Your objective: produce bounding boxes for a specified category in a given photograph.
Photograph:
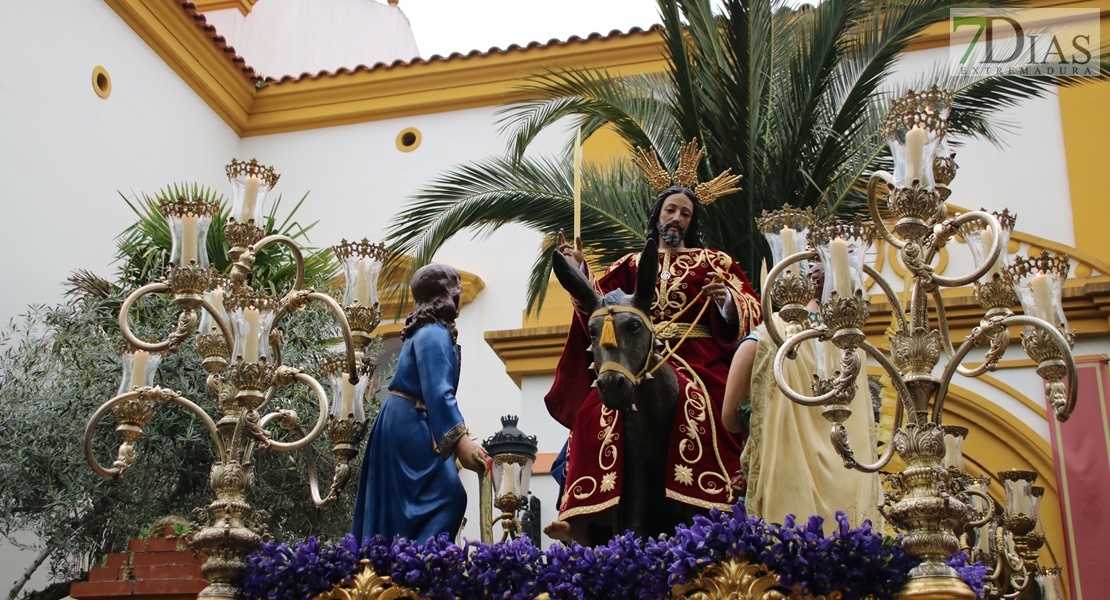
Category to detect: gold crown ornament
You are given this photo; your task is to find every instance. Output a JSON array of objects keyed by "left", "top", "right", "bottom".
[{"left": 632, "top": 138, "right": 743, "bottom": 206}]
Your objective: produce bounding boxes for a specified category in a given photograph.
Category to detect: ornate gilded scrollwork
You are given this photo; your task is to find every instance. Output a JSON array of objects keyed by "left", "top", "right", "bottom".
[
  {"left": 670, "top": 557, "right": 831, "bottom": 600},
  {"left": 314, "top": 560, "right": 425, "bottom": 600}
]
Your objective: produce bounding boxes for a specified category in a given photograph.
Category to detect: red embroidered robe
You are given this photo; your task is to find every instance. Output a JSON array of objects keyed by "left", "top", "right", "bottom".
[{"left": 545, "top": 247, "right": 762, "bottom": 518}]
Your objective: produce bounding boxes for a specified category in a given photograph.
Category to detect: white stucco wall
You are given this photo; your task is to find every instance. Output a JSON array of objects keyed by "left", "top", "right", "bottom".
[
  {"left": 0, "top": 0, "right": 241, "bottom": 593},
  {"left": 0, "top": 0, "right": 241, "bottom": 328},
  {"left": 202, "top": 0, "right": 421, "bottom": 79}
]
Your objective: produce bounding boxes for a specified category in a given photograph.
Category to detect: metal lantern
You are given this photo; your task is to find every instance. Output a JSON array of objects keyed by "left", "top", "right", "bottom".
[{"left": 482, "top": 415, "right": 538, "bottom": 540}]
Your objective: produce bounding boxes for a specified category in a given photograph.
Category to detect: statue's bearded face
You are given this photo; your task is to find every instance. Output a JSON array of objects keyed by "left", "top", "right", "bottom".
[
  {"left": 657, "top": 192, "right": 694, "bottom": 248},
  {"left": 660, "top": 220, "right": 686, "bottom": 247}
]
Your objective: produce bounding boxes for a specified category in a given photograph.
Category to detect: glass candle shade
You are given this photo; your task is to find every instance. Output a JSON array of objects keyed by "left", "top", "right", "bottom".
[
  {"left": 810, "top": 220, "right": 874, "bottom": 303},
  {"left": 117, "top": 348, "right": 164, "bottom": 395},
  {"left": 225, "top": 293, "right": 278, "bottom": 363},
  {"left": 961, "top": 210, "right": 1017, "bottom": 282},
  {"left": 881, "top": 87, "right": 953, "bottom": 190},
  {"left": 198, "top": 284, "right": 230, "bottom": 335},
  {"left": 161, "top": 197, "right": 219, "bottom": 268},
  {"left": 492, "top": 454, "right": 535, "bottom": 509},
  {"left": 333, "top": 239, "right": 390, "bottom": 308},
  {"left": 998, "top": 470, "right": 1038, "bottom": 519},
  {"left": 325, "top": 360, "right": 371, "bottom": 422},
  {"left": 226, "top": 159, "right": 280, "bottom": 225},
  {"left": 942, "top": 425, "right": 968, "bottom": 471},
  {"left": 756, "top": 206, "right": 818, "bottom": 276},
  {"left": 482, "top": 416, "right": 539, "bottom": 511},
  {"left": 1007, "top": 251, "right": 1070, "bottom": 330},
  {"left": 967, "top": 476, "right": 994, "bottom": 557},
  {"left": 1037, "top": 567, "right": 1065, "bottom": 600},
  {"left": 1031, "top": 486, "right": 1045, "bottom": 535}
]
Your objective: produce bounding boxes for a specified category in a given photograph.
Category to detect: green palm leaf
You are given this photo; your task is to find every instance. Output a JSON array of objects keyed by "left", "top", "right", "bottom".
[{"left": 385, "top": 0, "right": 1107, "bottom": 309}]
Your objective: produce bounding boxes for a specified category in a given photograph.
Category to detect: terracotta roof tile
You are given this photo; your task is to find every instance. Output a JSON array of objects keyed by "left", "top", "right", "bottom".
[
  {"left": 179, "top": 1, "right": 264, "bottom": 83},
  {"left": 177, "top": 0, "right": 662, "bottom": 86}
]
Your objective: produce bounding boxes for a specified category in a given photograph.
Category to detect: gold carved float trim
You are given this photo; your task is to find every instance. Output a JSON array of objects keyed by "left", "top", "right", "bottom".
[
  {"left": 314, "top": 560, "right": 423, "bottom": 600},
  {"left": 670, "top": 557, "right": 839, "bottom": 600},
  {"left": 314, "top": 557, "right": 838, "bottom": 600}
]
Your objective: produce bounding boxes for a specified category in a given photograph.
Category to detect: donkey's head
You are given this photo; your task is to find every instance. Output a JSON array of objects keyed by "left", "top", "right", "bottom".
[{"left": 552, "top": 239, "right": 658, "bottom": 411}]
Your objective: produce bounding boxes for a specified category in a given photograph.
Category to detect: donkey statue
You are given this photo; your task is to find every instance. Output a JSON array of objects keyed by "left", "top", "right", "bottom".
[{"left": 549, "top": 238, "right": 706, "bottom": 543}]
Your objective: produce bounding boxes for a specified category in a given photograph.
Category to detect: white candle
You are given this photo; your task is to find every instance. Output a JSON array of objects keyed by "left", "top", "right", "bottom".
[
  {"left": 239, "top": 175, "right": 261, "bottom": 222},
  {"left": 340, "top": 372, "right": 357, "bottom": 417},
  {"left": 181, "top": 215, "right": 199, "bottom": 265},
  {"left": 209, "top": 287, "right": 226, "bottom": 332},
  {"left": 943, "top": 433, "right": 965, "bottom": 471},
  {"left": 131, "top": 350, "right": 149, "bottom": 389},
  {"left": 981, "top": 226, "right": 1000, "bottom": 278},
  {"left": 243, "top": 307, "right": 260, "bottom": 361},
  {"left": 498, "top": 463, "right": 517, "bottom": 497},
  {"left": 353, "top": 259, "right": 372, "bottom": 306},
  {"left": 905, "top": 125, "right": 928, "bottom": 184},
  {"left": 780, "top": 226, "right": 798, "bottom": 259},
  {"left": 829, "top": 237, "right": 853, "bottom": 298},
  {"left": 1030, "top": 272, "right": 1055, "bottom": 324},
  {"left": 573, "top": 125, "right": 582, "bottom": 241}
]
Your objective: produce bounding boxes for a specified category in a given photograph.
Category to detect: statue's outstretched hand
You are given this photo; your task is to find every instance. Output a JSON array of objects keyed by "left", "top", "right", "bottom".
[{"left": 557, "top": 229, "right": 585, "bottom": 269}]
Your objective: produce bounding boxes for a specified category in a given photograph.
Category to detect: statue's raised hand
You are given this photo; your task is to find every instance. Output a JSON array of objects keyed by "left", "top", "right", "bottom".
[{"left": 557, "top": 229, "right": 585, "bottom": 269}]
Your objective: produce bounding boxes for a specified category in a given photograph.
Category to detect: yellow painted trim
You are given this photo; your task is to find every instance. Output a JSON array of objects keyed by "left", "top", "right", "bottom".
[
  {"left": 109, "top": 0, "right": 1108, "bottom": 138},
  {"left": 395, "top": 127, "right": 421, "bottom": 152},
  {"left": 245, "top": 31, "right": 667, "bottom": 137},
  {"left": 103, "top": 0, "right": 254, "bottom": 135},
  {"left": 962, "top": 354, "right": 1107, "bottom": 371},
  {"left": 92, "top": 66, "right": 112, "bottom": 99},
  {"left": 191, "top": 0, "right": 255, "bottom": 15}
]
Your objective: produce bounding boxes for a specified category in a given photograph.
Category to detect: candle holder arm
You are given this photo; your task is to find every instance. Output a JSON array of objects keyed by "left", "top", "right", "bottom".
[
  {"left": 860, "top": 339, "right": 922, "bottom": 425},
  {"left": 248, "top": 234, "right": 306, "bottom": 292},
  {"left": 306, "top": 291, "right": 361, "bottom": 382},
  {"left": 867, "top": 171, "right": 904, "bottom": 250},
  {"left": 933, "top": 289, "right": 1010, "bottom": 378},
  {"left": 258, "top": 369, "right": 331, "bottom": 453},
  {"left": 119, "top": 283, "right": 198, "bottom": 352},
  {"left": 864, "top": 264, "right": 906, "bottom": 332},
  {"left": 85, "top": 388, "right": 226, "bottom": 479},
  {"left": 928, "top": 212, "right": 1004, "bottom": 288},
  {"left": 1009, "top": 314, "right": 1078, "bottom": 421},
  {"left": 932, "top": 316, "right": 1004, "bottom": 422},
  {"left": 248, "top": 410, "right": 345, "bottom": 507},
  {"left": 772, "top": 328, "right": 846, "bottom": 406},
  {"left": 760, "top": 249, "right": 819, "bottom": 348},
  {"left": 955, "top": 488, "right": 995, "bottom": 528}
]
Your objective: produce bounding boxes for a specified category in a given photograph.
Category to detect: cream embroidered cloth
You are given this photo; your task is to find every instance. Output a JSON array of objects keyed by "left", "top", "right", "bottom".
[{"left": 740, "top": 315, "right": 883, "bottom": 529}]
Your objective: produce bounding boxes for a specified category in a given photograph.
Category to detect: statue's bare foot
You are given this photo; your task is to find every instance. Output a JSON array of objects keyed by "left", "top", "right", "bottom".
[{"left": 543, "top": 520, "right": 573, "bottom": 543}]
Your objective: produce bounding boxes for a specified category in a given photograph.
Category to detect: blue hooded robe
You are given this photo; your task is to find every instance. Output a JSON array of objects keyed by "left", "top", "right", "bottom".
[{"left": 350, "top": 323, "right": 468, "bottom": 543}]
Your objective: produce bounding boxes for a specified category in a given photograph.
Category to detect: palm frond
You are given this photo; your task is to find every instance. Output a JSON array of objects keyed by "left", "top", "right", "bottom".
[
  {"left": 114, "top": 184, "right": 338, "bottom": 295},
  {"left": 385, "top": 156, "right": 651, "bottom": 312}
]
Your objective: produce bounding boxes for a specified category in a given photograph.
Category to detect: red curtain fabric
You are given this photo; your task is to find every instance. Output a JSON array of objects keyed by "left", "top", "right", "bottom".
[{"left": 1049, "top": 357, "right": 1110, "bottom": 598}]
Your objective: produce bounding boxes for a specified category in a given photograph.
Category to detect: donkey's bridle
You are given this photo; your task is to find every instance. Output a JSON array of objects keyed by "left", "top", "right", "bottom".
[
  {"left": 589, "top": 305, "right": 656, "bottom": 386},
  {"left": 587, "top": 273, "right": 724, "bottom": 388}
]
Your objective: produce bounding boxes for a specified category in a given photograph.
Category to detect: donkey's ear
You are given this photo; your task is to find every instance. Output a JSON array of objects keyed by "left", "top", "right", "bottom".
[
  {"left": 633, "top": 238, "right": 658, "bottom": 314},
  {"left": 552, "top": 250, "right": 601, "bottom": 316}
]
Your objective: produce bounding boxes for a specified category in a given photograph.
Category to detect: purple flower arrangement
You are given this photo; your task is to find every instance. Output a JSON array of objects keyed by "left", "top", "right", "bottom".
[{"left": 241, "top": 504, "right": 986, "bottom": 600}]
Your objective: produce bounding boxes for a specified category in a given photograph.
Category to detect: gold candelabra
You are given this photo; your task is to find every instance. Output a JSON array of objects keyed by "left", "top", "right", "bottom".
[
  {"left": 84, "top": 159, "right": 388, "bottom": 600},
  {"left": 759, "top": 88, "right": 1077, "bottom": 600}
]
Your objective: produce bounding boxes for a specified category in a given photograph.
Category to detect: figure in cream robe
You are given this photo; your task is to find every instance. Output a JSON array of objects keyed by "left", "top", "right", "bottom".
[{"left": 739, "top": 315, "right": 883, "bottom": 528}]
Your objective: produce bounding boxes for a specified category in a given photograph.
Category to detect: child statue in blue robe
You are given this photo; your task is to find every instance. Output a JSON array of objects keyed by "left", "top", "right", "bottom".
[{"left": 350, "top": 263, "right": 488, "bottom": 543}]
